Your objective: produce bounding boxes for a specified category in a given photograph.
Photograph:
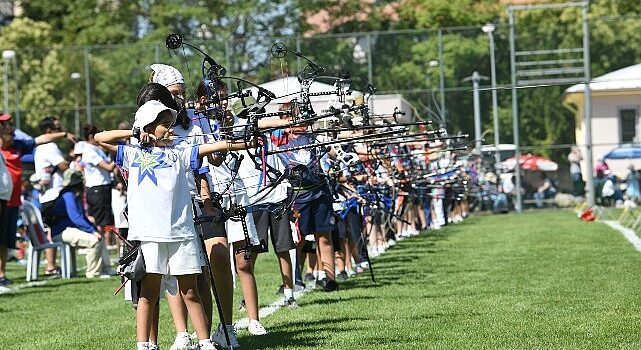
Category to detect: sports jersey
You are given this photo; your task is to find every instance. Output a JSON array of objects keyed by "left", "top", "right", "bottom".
[{"left": 115, "top": 144, "right": 200, "bottom": 242}]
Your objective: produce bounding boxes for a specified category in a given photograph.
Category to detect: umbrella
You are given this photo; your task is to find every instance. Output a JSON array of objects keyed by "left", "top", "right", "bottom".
[
  {"left": 502, "top": 154, "right": 558, "bottom": 172},
  {"left": 603, "top": 144, "right": 641, "bottom": 160}
]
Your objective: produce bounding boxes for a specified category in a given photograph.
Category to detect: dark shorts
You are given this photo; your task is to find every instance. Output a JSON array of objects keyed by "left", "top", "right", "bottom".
[
  {"left": 0, "top": 200, "right": 9, "bottom": 247},
  {"left": 294, "top": 199, "right": 335, "bottom": 236},
  {"left": 196, "top": 203, "right": 227, "bottom": 240},
  {"left": 4, "top": 206, "right": 19, "bottom": 249},
  {"left": 253, "top": 210, "right": 295, "bottom": 254},
  {"left": 301, "top": 240, "right": 316, "bottom": 254},
  {"left": 86, "top": 185, "right": 114, "bottom": 227}
]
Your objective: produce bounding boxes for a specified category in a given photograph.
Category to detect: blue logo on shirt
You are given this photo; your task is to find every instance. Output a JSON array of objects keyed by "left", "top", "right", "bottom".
[{"left": 131, "top": 150, "right": 171, "bottom": 185}]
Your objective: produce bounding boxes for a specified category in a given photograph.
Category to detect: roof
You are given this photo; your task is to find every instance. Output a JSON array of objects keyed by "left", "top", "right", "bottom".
[{"left": 565, "top": 63, "right": 641, "bottom": 93}]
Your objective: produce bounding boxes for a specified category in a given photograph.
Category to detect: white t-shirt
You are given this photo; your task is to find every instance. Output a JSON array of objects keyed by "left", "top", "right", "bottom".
[
  {"left": 34, "top": 142, "right": 66, "bottom": 202},
  {"left": 240, "top": 148, "right": 290, "bottom": 206},
  {"left": 82, "top": 143, "right": 113, "bottom": 187},
  {"left": 173, "top": 123, "right": 205, "bottom": 198},
  {"left": 0, "top": 153, "right": 13, "bottom": 201},
  {"left": 115, "top": 144, "right": 200, "bottom": 242}
]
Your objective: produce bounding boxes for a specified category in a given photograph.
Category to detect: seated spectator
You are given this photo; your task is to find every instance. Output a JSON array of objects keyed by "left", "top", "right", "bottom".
[
  {"left": 49, "top": 169, "right": 114, "bottom": 278},
  {"left": 533, "top": 172, "right": 557, "bottom": 208},
  {"left": 601, "top": 170, "right": 624, "bottom": 207}
]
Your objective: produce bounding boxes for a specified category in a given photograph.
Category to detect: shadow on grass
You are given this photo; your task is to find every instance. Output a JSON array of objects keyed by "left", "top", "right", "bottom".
[
  {"left": 0, "top": 278, "right": 115, "bottom": 298},
  {"left": 239, "top": 316, "right": 370, "bottom": 349}
]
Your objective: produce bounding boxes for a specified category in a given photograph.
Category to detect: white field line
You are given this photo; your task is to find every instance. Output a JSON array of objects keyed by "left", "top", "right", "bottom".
[
  {"left": 234, "top": 287, "right": 310, "bottom": 330},
  {"left": 603, "top": 220, "right": 641, "bottom": 252}
]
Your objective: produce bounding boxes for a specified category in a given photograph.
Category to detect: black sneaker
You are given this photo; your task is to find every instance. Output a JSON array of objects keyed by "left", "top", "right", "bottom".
[
  {"left": 304, "top": 273, "right": 315, "bottom": 282},
  {"left": 0, "top": 276, "right": 12, "bottom": 286},
  {"left": 283, "top": 297, "right": 298, "bottom": 308},
  {"left": 336, "top": 271, "right": 348, "bottom": 282},
  {"left": 316, "top": 278, "right": 339, "bottom": 292}
]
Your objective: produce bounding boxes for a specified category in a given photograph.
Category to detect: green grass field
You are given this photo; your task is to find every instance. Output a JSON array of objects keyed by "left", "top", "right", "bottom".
[{"left": 3, "top": 210, "right": 641, "bottom": 349}]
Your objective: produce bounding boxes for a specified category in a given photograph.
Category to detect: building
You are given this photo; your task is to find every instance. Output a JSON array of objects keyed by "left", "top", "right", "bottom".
[
  {"left": 562, "top": 63, "right": 641, "bottom": 178},
  {"left": 249, "top": 76, "right": 416, "bottom": 124}
]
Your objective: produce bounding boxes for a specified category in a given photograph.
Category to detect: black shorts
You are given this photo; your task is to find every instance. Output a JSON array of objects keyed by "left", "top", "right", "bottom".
[
  {"left": 294, "top": 199, "right": 335, "bottom": 236},
  {"left": 86, "top": 185, "right": 114, "bottom": 227},
  {"left": 0, "top": 200, "right": 8, "bottom": 247},
  {"left": 196, "top": 203, "right": 226, "bottom": 240},
  {"left": 253, "top": 210, "right": 295, "bottom": 254},
  {"left": 301, "top": 239, "right": 316, "bottom": 254}
]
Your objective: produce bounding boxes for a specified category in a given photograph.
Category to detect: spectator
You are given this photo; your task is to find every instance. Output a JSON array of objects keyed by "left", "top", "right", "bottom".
[
  {"left": 34, "top": 116, "right": 76, "bottom": 203},
  {"left": 82, "top": 124, "right": 116, "bottom": 246},
  {"left": 568, "top": 146, "right": 584, "bottom": 196},
  {"left": 1, "top": 113, "right": 76, "bottom": 280},
  {"left": 0, "top": 136, "right": 13, "bottom": 286},
  {"left": 601, "top": 170, "right": 624, "bottom": 207},
  {"left": 533, "top": 172, "right": 557, "bottom": 208},
  {"left": 70, "top": 141, "right": 86, "bottom": 171},
  {"left": 625, "top": 165, "right": 641, "bottom": 203},
  {"left": 50, "top": 169, "right": 113, "bottom": 278},
  {"left": 595, "top": 158, "right": 609, "bottom": 178}
]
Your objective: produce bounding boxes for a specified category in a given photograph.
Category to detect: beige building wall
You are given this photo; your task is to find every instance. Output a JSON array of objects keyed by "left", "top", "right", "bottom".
[{"left": 566, "top": 91, "right": 641, "bottom": 180}]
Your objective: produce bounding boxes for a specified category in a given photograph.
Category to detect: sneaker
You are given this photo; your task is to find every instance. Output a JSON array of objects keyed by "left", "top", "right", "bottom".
[
  {"left": 283, "top": 297, "right": 298, "bottom": 309},
  {"left": 336, "top": 271, "right": 348, "bottom": 282},
  {"left": 387, "top": 239, "right": 396, "bottom": 247},
  {"left": 275, "top": 284, "right": 284, "bottom": 295},
  {"left": 0, "top": 276, "right": 13, "bottom": 286},
  {"left": 316, "top": 278, "right": 338, "bottom": 292},
  {"left": 346, "top": 269, "right": 356, "bottom": 277},
  {"left": 169, "top": 332, "right": 193, "bottom": 350},
  {"left": 294, "top": 281, "right": 306, "bottom": 292},
  {"left": 303, "top": 272, "right": 315, "bottom": 282},
  {"left": 211, "top": 324, "right": 240, "bottom": 349},
  {"left": 355, "top": 266, "right": 364, "bottom": 274},
  {"left": 247, "top": 320, "right": 268, "bottom": 336},
  {"left": 198, "top": 341, "right": 217, "bottom": 350},
  {"left": 148, "top": 344, "right": 160, "bottom": 350}
]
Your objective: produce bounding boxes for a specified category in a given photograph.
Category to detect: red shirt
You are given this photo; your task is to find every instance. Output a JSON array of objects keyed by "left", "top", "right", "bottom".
[{"left": 2, "top": 138, "right": 36, "bottom": 207}]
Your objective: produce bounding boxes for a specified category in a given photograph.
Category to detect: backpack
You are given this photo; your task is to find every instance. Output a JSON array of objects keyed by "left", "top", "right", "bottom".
[{"left": 40, "top": 199, "right": 59, "bottom": 226}]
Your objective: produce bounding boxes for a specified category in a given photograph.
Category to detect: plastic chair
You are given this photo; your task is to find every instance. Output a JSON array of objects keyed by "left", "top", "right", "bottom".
[{"left": 21, "top": 201, "right": 77, "bottom": 281}]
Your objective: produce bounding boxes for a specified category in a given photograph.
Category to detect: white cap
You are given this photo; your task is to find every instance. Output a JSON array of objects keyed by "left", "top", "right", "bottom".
[
  {"left": 134, "top": 100, "right": 177, "bottom": 129},
  {"left": 150, "top": 64, "right": 184, "bottom": 87},
  {"left": 73, "top": 140, "right": 86, "bottom": 155}
]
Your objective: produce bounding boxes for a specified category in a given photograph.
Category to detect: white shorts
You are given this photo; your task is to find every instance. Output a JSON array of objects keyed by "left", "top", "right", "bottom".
[
  {"left": 222, "top": 193, "right": 260, "bottom": 245},
  {"left": 140, "top": 239, "right": 203, "bottom": 276}
]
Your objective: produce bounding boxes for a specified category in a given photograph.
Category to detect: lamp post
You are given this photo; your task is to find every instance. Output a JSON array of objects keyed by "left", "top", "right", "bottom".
[
  {"left": 2, "top": 50, "right": 15, "bottom": 115},
  {"left": 71, "top": 72, "right": 82, "bottom": 135},
  {"left": 463, "top": 71, "right": 489, "bottom": 151},
  {"left": 424, "top": 60, "right": 439, "bottom": 116},
  {"left": 482, "top": 23, "right": 501, "bottom": 168}
]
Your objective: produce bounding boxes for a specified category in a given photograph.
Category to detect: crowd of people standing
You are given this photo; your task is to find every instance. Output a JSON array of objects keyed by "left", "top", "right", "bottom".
[{"left": 0, "top": 63, "right": 472, "bottom": 350}]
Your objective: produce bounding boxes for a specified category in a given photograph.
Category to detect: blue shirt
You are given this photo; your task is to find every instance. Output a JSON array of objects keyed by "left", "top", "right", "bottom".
[{"left": 51, "top": 191, "right": 97, "bottom": 236}]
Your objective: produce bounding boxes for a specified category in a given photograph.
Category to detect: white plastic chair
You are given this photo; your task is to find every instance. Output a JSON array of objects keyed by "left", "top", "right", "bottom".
[{"left": 21, "top": 201, "right": 76, "bottom": 281}]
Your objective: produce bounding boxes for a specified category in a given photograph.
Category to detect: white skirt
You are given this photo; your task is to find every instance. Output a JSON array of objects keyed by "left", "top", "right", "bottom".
[{"left": 222, "top": 192, "right": 260, "bottom": 245}]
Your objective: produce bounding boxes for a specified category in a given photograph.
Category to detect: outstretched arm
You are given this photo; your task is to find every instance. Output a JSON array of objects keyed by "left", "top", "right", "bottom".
[
  {"left": 95, "top": 130, "right": 133, "bottom": 153},
  {"left": 198, "top": 139, "right": 256, "bottom": 157}
]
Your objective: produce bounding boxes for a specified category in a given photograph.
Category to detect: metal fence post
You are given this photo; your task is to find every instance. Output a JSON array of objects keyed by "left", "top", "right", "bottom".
[
  {"left": 509, "top": 8, "right": 522, "bottom": 213},
  {"left": 438, "top": 29, "right": 446, "bottom": 126},
  {"left": 83, "top": 47, "right": 92, "bottom": 124},
  {"left": 367, "top": 33, "right": 373, "bottom": 85},
  {"left": 582, "top": 3, "right": 595, "bottom": 207}
]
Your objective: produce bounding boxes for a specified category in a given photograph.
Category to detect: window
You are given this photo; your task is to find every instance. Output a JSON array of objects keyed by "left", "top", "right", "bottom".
[{"left": 620, "top": 108, "right": 638, "bottom": 143}]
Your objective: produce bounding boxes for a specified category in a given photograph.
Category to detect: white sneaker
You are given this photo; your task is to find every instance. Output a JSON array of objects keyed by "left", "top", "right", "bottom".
[
  {"left": 387, "top": 239, "right": 396, "bottom": 247},
  {"left": 169, "top": 332, "right": 193, "bottom": 350},
  {"left": 247, "top": 320, "right": 267, "bottom": 336},
  {"left": 198, "top": 341, "right": 217, "bottom": 350},
  {"left": 211, "top": 324, "right": 240, "bottom": 349}
]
